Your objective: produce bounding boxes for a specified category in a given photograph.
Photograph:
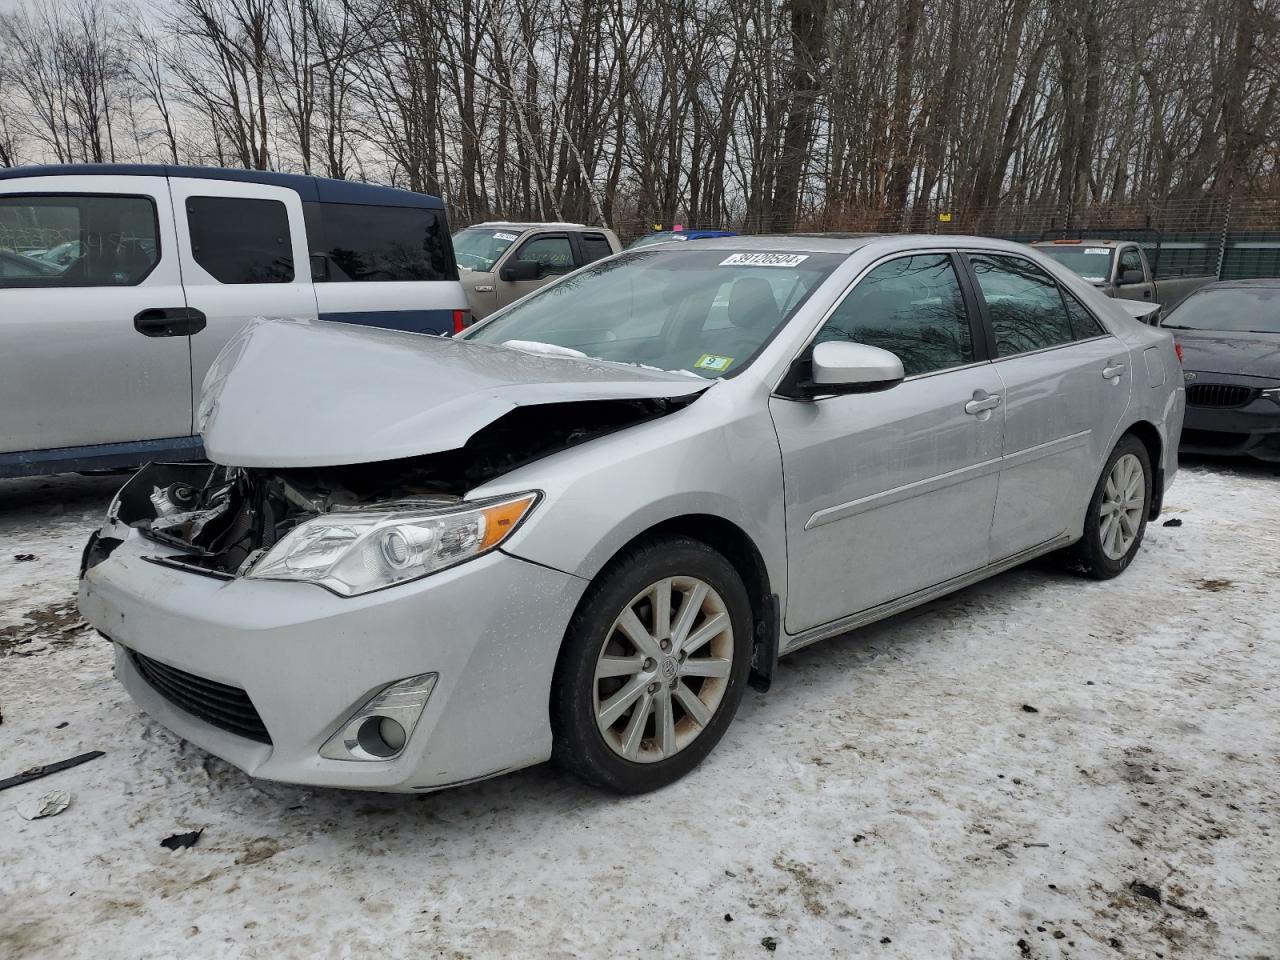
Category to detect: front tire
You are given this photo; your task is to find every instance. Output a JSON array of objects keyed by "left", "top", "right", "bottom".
[
  {"left": 551, "top": 536, "right": 753, "bottom": 794},
  {"left": 1067, "top": 434, "right": 1152, "bottom": 579}
]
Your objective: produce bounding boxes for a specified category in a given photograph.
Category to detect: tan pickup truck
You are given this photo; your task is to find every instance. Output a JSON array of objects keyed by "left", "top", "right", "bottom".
[
  {"left": 1031, "top": 232, "right": 1215, "bottom": 322},
  {"left": 452, "top": 221, "right": 622, "bottom": 320}
]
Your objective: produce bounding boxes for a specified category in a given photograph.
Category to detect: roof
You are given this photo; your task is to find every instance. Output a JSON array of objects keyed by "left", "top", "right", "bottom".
[
  {"left": 1198, "top": 279, "right": 1280, "bottom": 289},
  {"left": 674, "top": 233, "right": 885, "bottom": 254},
  {"left": 0, "top": 164, "right": 445, "bottom": 209},
  {"left": 468, "top": 221, "right": 589, "bottom": 229}
]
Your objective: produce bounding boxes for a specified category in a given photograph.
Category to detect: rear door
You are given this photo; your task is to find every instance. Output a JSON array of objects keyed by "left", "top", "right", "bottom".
[
  {"left": 962, "top": 251, "right": 1132, "bottom": 559},
  {"left": 167, "top": 177, "right": 317, "bottom": 416},
  {"left": 0, "top": 175, "right": 193, "bottom": 454},
  {"left": 771, "top": 252, "right": 1003, "bottom": 634}
]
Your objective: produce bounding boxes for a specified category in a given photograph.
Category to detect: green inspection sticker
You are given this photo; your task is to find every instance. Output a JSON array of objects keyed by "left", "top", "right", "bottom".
[{"left": 694, "top": 354, "right": 734, "bottom": 371}]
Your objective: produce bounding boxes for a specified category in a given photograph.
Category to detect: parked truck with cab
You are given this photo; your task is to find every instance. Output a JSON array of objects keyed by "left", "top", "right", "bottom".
[
  {"left": 1030, "top": 230, "right": 1215, "bottom": 322},
  {"left": 451, "top": 221, "right": 622, "bottom": 321}
]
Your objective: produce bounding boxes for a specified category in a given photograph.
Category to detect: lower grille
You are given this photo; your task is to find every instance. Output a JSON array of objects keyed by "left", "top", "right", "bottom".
[
  {"left": 130, "top": 650, "right": 272, "bottom": 744},
  {"left": 1186, "top": 383, "right": 1256, "bottom": 408}
]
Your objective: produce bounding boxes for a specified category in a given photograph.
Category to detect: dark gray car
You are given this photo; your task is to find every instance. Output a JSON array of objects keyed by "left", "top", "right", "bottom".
[{"left": 1161, "top": 280, "right": 1280, "bottom": 460}]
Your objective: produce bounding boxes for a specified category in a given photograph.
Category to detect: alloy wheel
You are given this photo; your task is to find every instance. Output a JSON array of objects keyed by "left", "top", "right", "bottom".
[
  {"left": 593, "top": 576, "right": 735, "bottom": 763},
  {"left": 1099, "top": 452, "right": 1146, "bottom": 560}
]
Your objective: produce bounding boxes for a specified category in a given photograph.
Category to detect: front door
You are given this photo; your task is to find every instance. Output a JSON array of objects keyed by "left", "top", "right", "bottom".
[
  {"left": 0, "top": 175, "right": 193, "bottom": 453},
  {"left": 770, "top": 252, "right": 1003, "bottom": 636},
  {"left": 167, "top": 178, "right": 317, "bottom": 416},
  {"left": 962, "top": 251, "right": 1133, "bottom": 558},
  {"left": 494, "top": 232, "right": 577, "bottom": 310}
]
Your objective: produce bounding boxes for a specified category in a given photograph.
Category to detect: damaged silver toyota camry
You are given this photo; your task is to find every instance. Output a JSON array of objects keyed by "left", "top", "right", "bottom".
[{"left": 78, "top": 236, "right": 1184, "bottom": 794}]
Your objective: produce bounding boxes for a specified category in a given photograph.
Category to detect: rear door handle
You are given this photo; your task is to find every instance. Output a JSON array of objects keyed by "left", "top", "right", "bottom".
[
  {"left": 134, "top": 307, "right": 207, "bottom": 338},
  {"left": 1103, "top": 361, "right": 1127, "bottom": 380},
  {"left": 964, "top": 393, "right": 1002, "bottom": 415}
]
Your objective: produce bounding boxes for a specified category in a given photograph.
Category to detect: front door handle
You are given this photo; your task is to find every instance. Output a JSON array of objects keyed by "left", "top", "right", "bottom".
[
  {"left": 964, "top": 392, "right": 1002, "bottom": 416},
  {"left": 1103, "top": 361, "right": 1127, "bottom": 380},
  {"left": 134, "top": 307, "right": 207, "bottom": 338}
]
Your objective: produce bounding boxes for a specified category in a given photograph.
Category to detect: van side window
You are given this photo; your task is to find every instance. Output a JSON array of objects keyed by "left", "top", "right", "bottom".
[
  {"left": 313, "top": 203, "right": 454, "bottom": 282},
  {"left": 0, "top": 194, "right": 159, "bottom": 288},
  {"left": 186, "top": 196, "right": 294, "bottom": 284},
  {"left": 817, "top": 253, "right": 974, "bottom": 377},
  {"left": 579, "top": 233, "right": 614, "bottom": 265},
  {"left": 968, "top": 253, "right": 1076, "bottom": 356}
]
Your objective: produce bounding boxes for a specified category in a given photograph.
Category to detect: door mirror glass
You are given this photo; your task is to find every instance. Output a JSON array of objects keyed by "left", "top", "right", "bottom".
[
  {"left": 1119, "top": 269, "right": 1145, "bottom": 285},
  {"left": 809, "top": 341, "right": 904, "bottom": 394},
  {"left": 500, "top": 259, "right": 540, "bottom": 282}
]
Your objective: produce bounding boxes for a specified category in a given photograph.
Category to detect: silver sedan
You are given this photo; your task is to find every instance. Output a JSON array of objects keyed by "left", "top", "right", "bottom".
[{"left": 78, "top": 235, "right": 1185, "bottom": 794}]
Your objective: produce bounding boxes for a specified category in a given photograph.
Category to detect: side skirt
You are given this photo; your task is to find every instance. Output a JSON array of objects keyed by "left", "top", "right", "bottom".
[
  {"left": 0, "top": 436, "right": 204, "bottom": 479},
  {"left": 780, "top": 533, "right": 1074, "bottom": 657}
]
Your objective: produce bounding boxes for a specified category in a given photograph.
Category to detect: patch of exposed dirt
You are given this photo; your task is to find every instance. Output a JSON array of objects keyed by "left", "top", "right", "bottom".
[
  {"left": 0, "top": 597, "right": 87, "bottom": 655},
  {"left": 1193, "top": 578, "right": 1234, "bottom": 592}
]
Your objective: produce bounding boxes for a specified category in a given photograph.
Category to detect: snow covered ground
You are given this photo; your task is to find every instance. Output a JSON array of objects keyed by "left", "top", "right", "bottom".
[{"left": 1, "top": 461, "right": 1277, "bottom": 959}]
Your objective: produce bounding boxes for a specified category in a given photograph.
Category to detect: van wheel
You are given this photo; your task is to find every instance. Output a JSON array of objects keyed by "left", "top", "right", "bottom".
[
  {"left": 1067, "top": 435, "right": 1152, "bottom": 579},
  {"left": 551, "top": 536, "right": 752, "bottom": 794}
]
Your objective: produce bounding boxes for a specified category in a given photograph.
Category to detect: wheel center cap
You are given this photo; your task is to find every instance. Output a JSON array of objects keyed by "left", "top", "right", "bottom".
[{"left": 660, "top": 657, "right": 679, "bottom": 681}]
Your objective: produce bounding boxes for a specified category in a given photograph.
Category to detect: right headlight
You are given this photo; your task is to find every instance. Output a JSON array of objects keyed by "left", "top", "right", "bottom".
[
  {"left": 246, "top": 492, "right": 539, "bottom": 596},
  {"left": 1261, "top": 387, "right": 1280, "bottom": 405}
]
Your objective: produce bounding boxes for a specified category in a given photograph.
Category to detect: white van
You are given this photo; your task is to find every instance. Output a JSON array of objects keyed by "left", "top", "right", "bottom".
[{"left": 0, "top": 164, "right": 469, "bottom": 477}]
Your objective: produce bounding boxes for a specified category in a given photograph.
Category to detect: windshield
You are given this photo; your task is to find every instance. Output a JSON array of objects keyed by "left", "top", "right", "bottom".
[
  {"left": 1163, "top": 287, "right": 1280, "bottom": 334},
  {"left": 1039, "top": 246, "right": 1114, "bottom": 283},
  {"left": 462, "top": 248, "right": 843, "bottom": 377},
  {"left": 627, "top": 232, "right": 689, "bottom": 250},
  {"left": 452, "top": 227, "right": 523, "bottom": 271}
]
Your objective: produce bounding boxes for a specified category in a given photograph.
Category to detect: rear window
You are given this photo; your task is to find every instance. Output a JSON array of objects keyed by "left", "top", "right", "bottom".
[
  {"left": 187, "top": 196, "right": 294, "bottom": 284},
  {"left": 1038, "top": 245, "right": 1114, "bottom": 283},
  {"left": 0, "top": 194, "right": 159, "bottom": 288},
  {"left": 314, "top": 203, "right": 454, "bottom": 282},
  {"left": 579, "top": 233, "right": 614, "bottom": 264}
]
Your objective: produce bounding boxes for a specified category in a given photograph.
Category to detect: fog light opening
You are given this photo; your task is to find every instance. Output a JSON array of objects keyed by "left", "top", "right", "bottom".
[{"left": 355, "top": 716, "right": 405, "bottom": 758}]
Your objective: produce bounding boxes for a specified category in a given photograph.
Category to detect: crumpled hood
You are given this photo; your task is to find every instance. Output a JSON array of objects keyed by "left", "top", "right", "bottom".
[
  {"left": 1172, "top": 328, "right": 1280, "bottom": 379},
  {"left": 200, "top": 319, "right": 710, "bottom": 468}
]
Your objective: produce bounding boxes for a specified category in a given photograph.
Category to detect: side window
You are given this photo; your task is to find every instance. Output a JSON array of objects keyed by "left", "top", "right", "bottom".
[
  {"left": 0, "top": 194, "right": 158, "bottom": 288},
  {"left": 578, "top": 232, "right": 614, "bottom": 265},
  {"left": 968, "top": 254, "right": 1075, "bottom": 357},
  {"left": 514, "top": 235, "right": 574, "bottom": 277},
  {"left": 1062, "top": 288, "right": 1107, "bottom": 340},
  {"left": 816, "top": 253, "right": 974, "bottom": 377},
  {"left": 314, "top": 202, "right": 453, "bottom": 282},
  {"left": 1118, "top": 247, "right": 1143, "bottom": 276},
  {"left": 186, "top": 196, "right": 294, "bottom": 284}
]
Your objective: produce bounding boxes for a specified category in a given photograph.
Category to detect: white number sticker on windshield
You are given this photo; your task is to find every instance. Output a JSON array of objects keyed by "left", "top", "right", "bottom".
[
  {"left": 719, "top": 253, "right": 809, "bottom": 268},
  {"left": 493, "top": 232, "right": 519, "bottom": 242},
  {"left": 1083, "top": 249, "right": 1110, "bottom": 255}
]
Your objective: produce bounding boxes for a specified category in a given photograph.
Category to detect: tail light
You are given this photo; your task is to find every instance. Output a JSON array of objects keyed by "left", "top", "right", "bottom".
[
  {"left": 452, "top": 309, "right": 470, "bottom": 334},
  {"left": 1174, "top": 341, "right": 1184, "bottom": 365}
]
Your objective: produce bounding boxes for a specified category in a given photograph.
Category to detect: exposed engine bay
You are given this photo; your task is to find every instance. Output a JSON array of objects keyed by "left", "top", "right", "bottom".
[{"left": 108, "top": 397, "right": 694, "bottom": 576}]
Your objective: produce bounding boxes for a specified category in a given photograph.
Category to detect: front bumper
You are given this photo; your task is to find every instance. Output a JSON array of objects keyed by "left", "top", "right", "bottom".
[
  {"left": 1179, "top": 383, "right": 1280, "bottom": 462},
  {"left": 79, "top": 527, "right": 587, "bottom": 792}
]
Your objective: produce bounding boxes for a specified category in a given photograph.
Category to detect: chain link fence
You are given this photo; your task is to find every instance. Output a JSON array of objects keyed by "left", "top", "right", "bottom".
[{"left": 604, "top": 195, "right": 1280, "bottom": 281}]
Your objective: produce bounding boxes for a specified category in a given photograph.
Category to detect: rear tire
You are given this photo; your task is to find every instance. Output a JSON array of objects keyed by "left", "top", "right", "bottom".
[
  {"left": 1066, "top": 434, "right": 1152, "bottom": 579},
  {"left": 551, "top": 535, "right": 752, "bottom": 794}
]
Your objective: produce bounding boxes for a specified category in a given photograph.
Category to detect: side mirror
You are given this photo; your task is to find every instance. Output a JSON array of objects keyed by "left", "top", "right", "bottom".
[
  {"left": 789, "top": 341, "right": 905, "bottom": 398},
  {"left": 500, "top": 259, "right": 540, "bottom": 282},
  {"left": 1118, "top": 269, "right": 1145, "bottom": 285}
]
